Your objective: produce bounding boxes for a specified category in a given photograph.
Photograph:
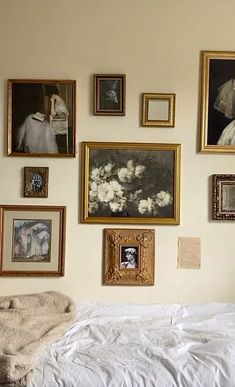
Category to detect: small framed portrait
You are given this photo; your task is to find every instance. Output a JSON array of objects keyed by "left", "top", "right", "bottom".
[
  {"left": 0, "top": 205, "right": 66, "bottom": 276},
  {"left": 212, "top": 174, "right": 235, "bottom": 220},
  {"left": 8, "top": 79, "right": 76, "bottom": 157},
  {"left": 24, "top": 167, "right": 49, "bottom": 198},
  {"left": 93, "top": 74, "right": 126, "bottom": 116},
  {"left": 141, "top": 93, "right": 175, "bottom": 127},
  {"left": 81, "top": 141, "right": 181, "bottom": 225},
  {"left": 199, "top": 51, "right": 235, "bottom": 153},
  {"left": 103, "top": 228, "right": 155, "bottom": 285}
]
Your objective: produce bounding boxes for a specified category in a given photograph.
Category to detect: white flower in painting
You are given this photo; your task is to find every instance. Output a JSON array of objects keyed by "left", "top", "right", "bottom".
[
  {"left": 109, "top": 180, "right": 123, "bottom": 197},
  {"left": 91, "top": 167, "right": 103, "bottom": 182},
  {"left": 104, "top": 163, "right": 114, "bottom": 177},
  {"left": 135, "top": 165, "right": 146, "bottom": 178},
  {"left": 109, "top": 198, "right": 126, "bottom": 213},
  {"left": 97, "top": 182, "right": 115, "bottom": 203},
  {"left": 89, "top": 181, "right": 98, "bottom": 201},
  {"left": 155, "top": 191, "right": 172, "bottom": 207},
  {"left": 138, "top": 198, "right": 154, "bottom": 215},
  {"left": 129, "top": 189, "right": 142, "bottom": 202},
  {"left": 127, "top": 160, "right": 135, "bottom": 171},
  {"left": 89, "top": 201, "right": 98, "bottom": 213},
  {"left": 117, "top": 167, "right": 134, "bottom": 183}
]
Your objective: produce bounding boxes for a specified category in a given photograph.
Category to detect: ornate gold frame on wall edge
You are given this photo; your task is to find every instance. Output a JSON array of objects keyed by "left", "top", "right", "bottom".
[
  {"left": 103, "top": 228, "right": 155, "bottom": 286},
  {"left": 199, "top": 50, "right": 235, "bottom": 153}
]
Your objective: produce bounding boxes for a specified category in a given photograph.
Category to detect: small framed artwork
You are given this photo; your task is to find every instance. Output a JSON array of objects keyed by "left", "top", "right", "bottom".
[
  {"left": 199, "top": 51, "right": 235, "bottom": 153},
  {"left": 93, "top": 74, "right": 126, "bottom": 116},
  {"left": 81, "top": 141, "right": 181, "bottom": 225},
  {"left": 8, "top": 79, "right": 76, "bottom": 157},
  {"left": 103, "top": 228, "right": 155, "bottom": 285},
  {"left": 0, "top": 205, "right": 66, "bottom": 276},
  {"left": 212, "top": 174, "right": 235, "bottom": 220},
  {"left": 24, "top": 167, "right": 49, "bottom": 198},
  {"left": 141, "top": 93, "right": 175, "bottom": 127}
]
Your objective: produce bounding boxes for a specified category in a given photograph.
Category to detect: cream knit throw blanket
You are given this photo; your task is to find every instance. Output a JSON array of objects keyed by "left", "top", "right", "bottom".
[{"left": 0, "top": 291, "right": 76, "bottom": 386}]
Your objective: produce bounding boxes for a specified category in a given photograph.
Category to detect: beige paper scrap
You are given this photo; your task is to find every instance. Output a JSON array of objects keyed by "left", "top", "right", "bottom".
[{"left": 177, "top": 237, "right": 201, "bottom": 269}]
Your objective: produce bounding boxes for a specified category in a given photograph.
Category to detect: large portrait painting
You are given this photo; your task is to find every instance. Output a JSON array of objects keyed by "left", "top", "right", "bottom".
[
  {"left": 81, "top": 141, "right": 181, "bottom": 225},
  {"left": 200, "top": 51, "right": 235, "bottom": 153},
  {"left": 8, "top": 79, "right": 76, "bottom": 157}
]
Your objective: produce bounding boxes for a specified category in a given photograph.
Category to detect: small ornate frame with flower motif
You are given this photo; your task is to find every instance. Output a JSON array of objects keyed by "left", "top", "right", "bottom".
[
  {"left": 24, "top": 167, "right": 49, "bottom": 198},
  {"left": 81, "top": 141, "right": 181, "bottom": 225},
  {"left": 103, "top": 228, "right": 155, "bottom": 286},
  {"left": 212, "top": 174, "right": 235, "bottom": 220}
]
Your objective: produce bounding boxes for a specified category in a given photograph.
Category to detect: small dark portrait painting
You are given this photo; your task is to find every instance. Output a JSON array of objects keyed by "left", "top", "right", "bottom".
[
  {"left": 93, "top": 74, "right": 126, "bottom": 116},
  {"left": 120, "top": 245, "right": 139, "bottom": 269}
]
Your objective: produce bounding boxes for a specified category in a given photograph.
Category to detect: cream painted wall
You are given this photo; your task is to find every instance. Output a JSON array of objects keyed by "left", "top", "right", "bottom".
[{"left": 0, "top": 0, "right": 235, "bottom": 303}]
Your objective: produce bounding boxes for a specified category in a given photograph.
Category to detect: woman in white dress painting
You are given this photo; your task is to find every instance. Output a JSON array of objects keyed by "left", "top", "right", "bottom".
[
  {"left": 16, "top": 84, "right": 68, "bottom": 154},
  {"left": 214, "top": 79, "right": 235, "bottom": 145}
]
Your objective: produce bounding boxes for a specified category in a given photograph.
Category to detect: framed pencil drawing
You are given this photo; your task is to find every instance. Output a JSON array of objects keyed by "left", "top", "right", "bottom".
[
  {"left": 141, "top": 93, "right": 175, "bottom": 127},
  {"left": 212, "top": 174, "right": 235, "bottom": 220},
  {"left": 0, "top": 205, "right": 66, "bottom": 276},
  {"left": 103, "top": 228, "right": 155, "bottom": 285},
  {"left": 199, "top": 51, "right": 235, "bottom": 153},
  {"left": 93, "top": 74, "right": 126, "bottom": 116},
  {"left": 24, "top": 167, "right": 49, "bottom": 198},
  {"left": 81, "top": 141, "right": 181, "bottom": 225},
  {"left": 8, "top": 79, "right": 76, "bottom": 157}
]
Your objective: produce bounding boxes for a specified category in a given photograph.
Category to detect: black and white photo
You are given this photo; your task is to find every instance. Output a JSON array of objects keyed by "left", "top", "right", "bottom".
[{"left": 93, "top": 74, "right": 125, "bottom": 115}]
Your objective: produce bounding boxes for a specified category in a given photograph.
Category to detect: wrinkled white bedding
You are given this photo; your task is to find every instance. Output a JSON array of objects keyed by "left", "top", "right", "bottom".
[{"left": 28, "top": 302, "right": 235, "bottom": 387}]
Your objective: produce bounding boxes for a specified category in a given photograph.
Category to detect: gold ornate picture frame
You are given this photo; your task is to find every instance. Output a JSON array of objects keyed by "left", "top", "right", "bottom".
[
  {"left": 199, "top": 51, "right": 235, "bottom": 153},
  {"left": 103, "top": 228, "right": 155, "bottom": 286},
  {"left": 81, "top": 141, "right": 181, "bottom": 225},
  {"left": 8, "top": 79, "right": 76, "bottom": 157},
  {"left": 24, "top": 167, "right": 49, "bottom": 198},
  {"left": 93, "top": 74, "right": 126, "bottom": 116},
  {"left": 0, "top": 205, "right": 66, "bottom": 276},
  {"left": 141, "top": 93, "right": 175, "bottom": 127},
  {"left": 212, "top": 174, "right": 235, "bottom": 220}
]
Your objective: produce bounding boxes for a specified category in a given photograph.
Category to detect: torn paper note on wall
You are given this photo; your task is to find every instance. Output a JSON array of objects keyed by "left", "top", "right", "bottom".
[{"left": 177, "top": 237, "right": 201, "bottom": 269}]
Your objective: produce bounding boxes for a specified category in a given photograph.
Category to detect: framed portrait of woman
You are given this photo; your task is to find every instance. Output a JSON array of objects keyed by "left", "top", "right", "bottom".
[
  {"left": 199, "top": 51, "right": 235, "bottom": 153},
  {"left": 7, "top": 79, "right": 76, "bottom": 157}
]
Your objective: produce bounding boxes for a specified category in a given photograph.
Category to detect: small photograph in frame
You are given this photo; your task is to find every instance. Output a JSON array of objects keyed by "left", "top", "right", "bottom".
[
  {"left": 81, "top": 141, "right": 181, "bottom": 225},
  {"left": 141, "top": 93, "right": 175, "bottom": 127},
  {"left": 0, "top": 205, "right": 66, "bottom": 276},
  {"left": 212, "top": 174, "right": 235, "bottom": 220},
  {"left": 199, "top": 51, "right": 235, "bottom": 153},
  {"left": 24, "top": 167, "right": 49, "bottom": 198},
  {"left": 8, "top": 79, "right": 76, "bottom": 157},
  {"left": 93, "top": 74, "right": 126, "bottom": 116},
  {"left": 103, "top": 228, "right": 155, "bottom": 285}
]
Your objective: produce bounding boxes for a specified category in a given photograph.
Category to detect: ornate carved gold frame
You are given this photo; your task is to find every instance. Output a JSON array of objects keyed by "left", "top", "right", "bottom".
[{"left": 103, "top": 228, "right": 155, "bottom": 286}]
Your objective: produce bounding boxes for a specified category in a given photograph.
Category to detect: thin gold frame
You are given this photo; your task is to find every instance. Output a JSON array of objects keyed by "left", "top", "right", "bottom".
[
  {"left": 212, "top": 174, "right": 235, "bottom": 220},
  {"left": 24, "top": 167, "right": 49, "bottom": 198},
  {"left": 103, "top": 228, "right": 155, "bottom": 285},
  {"left": 7, "top": 79, "right": 76, "bottom": 157},
  {"left": 141, "top": 93, "right": 175, "bottom": 127},
  {"left": 81, "top": 141, "right": 181, "bottom": 225},
  {"left": 199, "top": 51, "right": 235, "bottom": 153},
  {"left": 0, "top": 205, "right": 66, "bottom": 276}
]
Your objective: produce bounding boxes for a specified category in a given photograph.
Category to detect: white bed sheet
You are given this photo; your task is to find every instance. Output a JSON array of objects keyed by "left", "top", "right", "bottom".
[{"left": 28, "top": 302, "right": 235, "bottom": 387}]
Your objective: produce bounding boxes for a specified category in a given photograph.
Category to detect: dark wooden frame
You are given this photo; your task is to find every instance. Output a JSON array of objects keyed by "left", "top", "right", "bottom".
[{"left": 212, "top": 174, "right": 235, "bottom": 220}]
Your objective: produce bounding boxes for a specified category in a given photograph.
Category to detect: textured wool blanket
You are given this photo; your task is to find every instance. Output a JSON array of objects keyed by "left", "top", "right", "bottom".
[{"left": 0, "top": 291, "right": 76, "bottom": 386}]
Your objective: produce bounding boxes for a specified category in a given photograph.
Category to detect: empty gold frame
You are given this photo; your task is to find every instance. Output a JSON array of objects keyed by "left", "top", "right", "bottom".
[{"left": 142, "top": 93, "right": 175, "bottom": 127}]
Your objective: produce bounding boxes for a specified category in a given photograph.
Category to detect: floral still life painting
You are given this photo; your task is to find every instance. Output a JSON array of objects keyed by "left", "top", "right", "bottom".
[{"left": 81, "top": 142, "right": 181, "bottom": 224}]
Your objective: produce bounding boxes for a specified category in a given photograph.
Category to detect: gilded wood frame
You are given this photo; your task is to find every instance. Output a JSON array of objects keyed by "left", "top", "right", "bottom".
[
  {"left": 23, "top": 167, "right": 49, "bottom": 198},
  {"left": 0, "top": 205, "right": 66, "bottom": 276},
  {"left": 212, "top": 174, "right": 235, "bottom": 220},
  {"left": 141, "top": 93, "right": 175, "bottom": 127},
  {"left": 7, "top": 79, "right": 76, "bottom": 157},
  {"left": 103, "top": 228, "right": 155, "bottom": 285},
  {"left": 81, "top": 141, "right": 181, "bottom": 225},
  {"left": 199, "top": 51, "right": 235, "bottom": 153}
]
